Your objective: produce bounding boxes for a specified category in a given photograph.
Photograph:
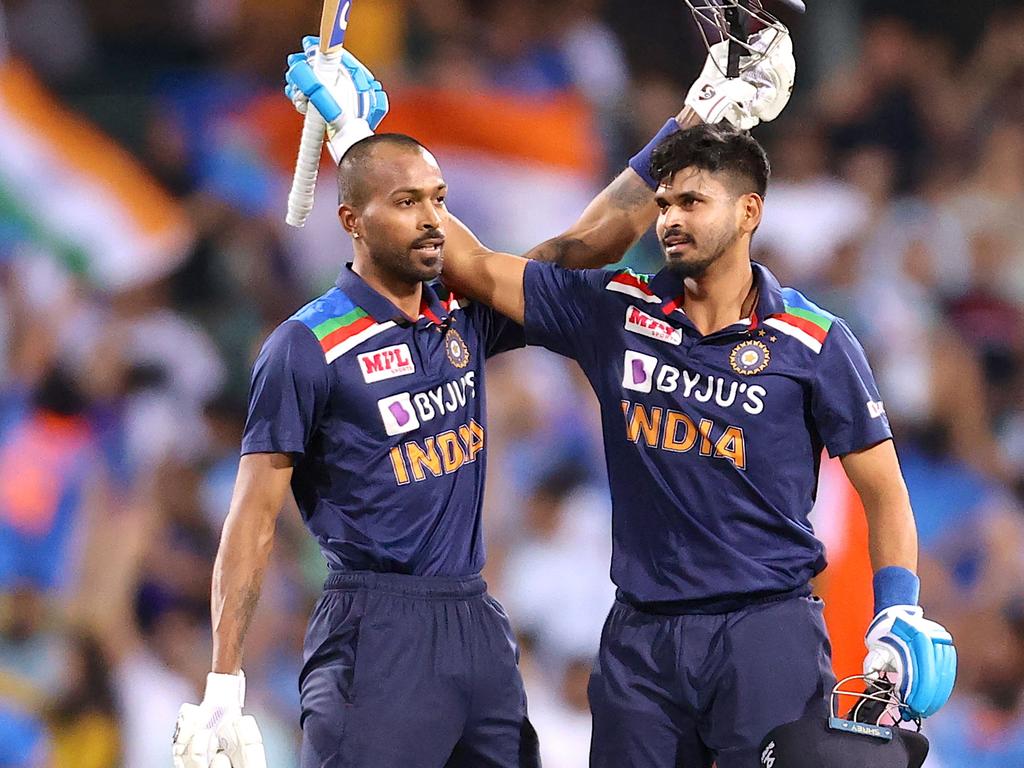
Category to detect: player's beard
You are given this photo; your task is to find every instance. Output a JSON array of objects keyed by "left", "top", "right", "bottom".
[
  {"left": 372, "top": 231, "right": 445, "bottom": 284},
  {"left": 663, "top": 221, "right": 740, "bottom": 280}
]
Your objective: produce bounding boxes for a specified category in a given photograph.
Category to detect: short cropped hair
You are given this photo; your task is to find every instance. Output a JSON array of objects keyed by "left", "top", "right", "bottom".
[
  {"left": 649, "top": 124, "right": 770, "bottom": 198},
  {"left": 337, "top": 133, "right": 430, "bottom": 208}
]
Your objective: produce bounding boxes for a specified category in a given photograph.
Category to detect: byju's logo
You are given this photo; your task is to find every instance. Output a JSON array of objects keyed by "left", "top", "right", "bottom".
[
  {"left": 378, "top": 392, "right": 420, "bottom": 436},
  {"left": 622, "top": 350, "right": 658, "bottom": 394}
]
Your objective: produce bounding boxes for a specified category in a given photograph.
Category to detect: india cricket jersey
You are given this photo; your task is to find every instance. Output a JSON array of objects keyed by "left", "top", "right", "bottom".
[
  {"left": 241, "top": 264, "right": 524, "bottom": 576},
  {"left": 523, "top": 260, "right": 892, "bottom": 611}
]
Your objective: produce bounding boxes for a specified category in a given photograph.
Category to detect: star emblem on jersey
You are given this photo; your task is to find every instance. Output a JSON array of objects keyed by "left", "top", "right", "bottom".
[
  {"left": 730, "top": 340, "right": 771, "bottom": 376},
  {"left": 445, "top": 327, "right": 470, "bottom": 369}
]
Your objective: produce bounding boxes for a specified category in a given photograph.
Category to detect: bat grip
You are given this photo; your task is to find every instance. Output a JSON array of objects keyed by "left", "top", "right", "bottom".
[
  {"left": 725, "top": 5, "right": 744, "bottom": 78},
  {"left": 286, "top": 53, "right": 343, "bottom": 228}
]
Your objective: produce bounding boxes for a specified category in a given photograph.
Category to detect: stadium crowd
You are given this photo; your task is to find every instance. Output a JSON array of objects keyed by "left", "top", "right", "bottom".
[{"left": 1, "top": 0, "right": 1023, "bottom": 766}]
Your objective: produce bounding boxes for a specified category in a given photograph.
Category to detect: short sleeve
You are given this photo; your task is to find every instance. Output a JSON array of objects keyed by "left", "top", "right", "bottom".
[
  {"left": 523, "top": 261, "right": 609, "bottom": 360},
  {"left": 810, "top": 319, "right": 893, "bottom": 457},
  {"left": 241, "top": 321, "right": 330, "bottom": 457},
  {"left": 465, "top": 301, "right": 526, "bottom": 359}
]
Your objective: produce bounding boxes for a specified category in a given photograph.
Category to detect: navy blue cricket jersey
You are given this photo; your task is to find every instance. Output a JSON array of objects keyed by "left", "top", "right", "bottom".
[
  {"left": 523, "top": 260, "right": 892, "bottom": 610},
  {"left": 241, "top": 265, "right": 524, "bottom": 576}
]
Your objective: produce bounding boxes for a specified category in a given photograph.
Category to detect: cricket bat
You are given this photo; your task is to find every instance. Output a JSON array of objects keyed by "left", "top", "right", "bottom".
[{"left": 285, "top": 0, "right": 353, "bottom": 227}]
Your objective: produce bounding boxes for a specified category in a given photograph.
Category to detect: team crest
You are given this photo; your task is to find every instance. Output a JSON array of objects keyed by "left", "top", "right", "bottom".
[
  {"left": 730, "top": 340, "right": 770, "bottom": 376},
  {"left": 445, "top": 327, "right": 470, "bottom": 369}
]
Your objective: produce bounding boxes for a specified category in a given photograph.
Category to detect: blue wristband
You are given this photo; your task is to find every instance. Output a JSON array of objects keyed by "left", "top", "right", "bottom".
[
  {"left": 628, "top": 118, "right": 681, "bottom": 190},
  {"left": 873, "top": 566, "right": 920, "bottom": 614}
]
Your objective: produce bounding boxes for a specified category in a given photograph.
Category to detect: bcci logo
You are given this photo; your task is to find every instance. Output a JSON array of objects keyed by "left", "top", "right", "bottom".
[
  {"left": 730, "top": 340, "right": 770, "bottom": 376},
  {"left": 445, "top": 327, "right": 470, "bottom": 369}
]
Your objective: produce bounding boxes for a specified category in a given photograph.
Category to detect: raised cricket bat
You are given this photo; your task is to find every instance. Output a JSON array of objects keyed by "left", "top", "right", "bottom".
[{"left": 285, "top": 0, "right": 353, "bottom": 227}]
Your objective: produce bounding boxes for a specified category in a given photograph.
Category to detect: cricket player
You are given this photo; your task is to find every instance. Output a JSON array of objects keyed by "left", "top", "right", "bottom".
[
  {"left": 437, "top": 123, "right": 958, "bottom": 766},
  {"left": 172, "top": 37, "right": 794, "bottom": 768}
]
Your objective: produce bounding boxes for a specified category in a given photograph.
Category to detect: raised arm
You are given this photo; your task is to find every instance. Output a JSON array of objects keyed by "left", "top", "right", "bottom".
[{"left": 522, "top": 106, "right": 700, "bottom": 269}]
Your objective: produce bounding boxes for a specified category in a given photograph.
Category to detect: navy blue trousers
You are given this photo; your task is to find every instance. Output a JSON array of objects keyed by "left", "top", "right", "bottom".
[
  {"left": 299, "top": 572, "right": 540, "bottom": 768},
  {"left": 589, "top": 594, "right": 835, "bottom": 768}
]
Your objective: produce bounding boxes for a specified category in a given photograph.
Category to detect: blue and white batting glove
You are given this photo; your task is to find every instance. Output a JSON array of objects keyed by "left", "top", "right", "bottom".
[
  {"left": 864, "top": 605, "right": 957, "bottom": 720},
  {"left": 684, "top": 27, "right": 795, "bottom": 130},
  {"left": 284, "top": 36, "right": 390, "bottom": 163},
  {"left": 172, "top": 671, "right": 266, "bottom": 768}
]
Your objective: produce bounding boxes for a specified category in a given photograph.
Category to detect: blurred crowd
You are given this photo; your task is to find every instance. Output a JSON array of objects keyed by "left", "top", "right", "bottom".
[{"left": 1, "top": 0, "right": 1024, "bottom": 766}]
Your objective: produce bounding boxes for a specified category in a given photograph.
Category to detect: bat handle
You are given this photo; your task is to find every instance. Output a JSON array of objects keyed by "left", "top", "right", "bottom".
[{"left": 286, "top": 52, "right": 343, "bottom": 228}]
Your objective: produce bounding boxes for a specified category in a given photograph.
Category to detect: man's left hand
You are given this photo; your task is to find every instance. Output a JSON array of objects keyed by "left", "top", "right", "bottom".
[{"left": 863, "top": 605, "right": 957, "bottom": 720}]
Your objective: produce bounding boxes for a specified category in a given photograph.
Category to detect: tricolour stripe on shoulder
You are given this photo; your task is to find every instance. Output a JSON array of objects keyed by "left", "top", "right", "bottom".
[
  {"left": 766, "top": 288, "right": 838, "bottom": 354},
  {"left": 779, "top": 288, "right": 835, "bottom": 332},
  {"left": 605, "top": 269, "right": 659, "bottom": 304},
  {"left": 291, "top": 287, "right": 357, "bottom": 331},
  {"left": 291, "top": 287, "right": 394, "bottom": 363}
]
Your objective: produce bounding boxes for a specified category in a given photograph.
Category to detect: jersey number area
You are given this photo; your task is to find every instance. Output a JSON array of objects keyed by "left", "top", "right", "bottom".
[{"left": 621, "top": 400, "right": 747, "bottom": 470}]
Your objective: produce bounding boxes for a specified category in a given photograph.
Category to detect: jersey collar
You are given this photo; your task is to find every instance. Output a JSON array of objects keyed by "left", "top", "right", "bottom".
[
  {"left": 647, "top": 260, "right": 786, "bottom": 329},
  {"left": 335, "top": 264, "right": 450, "bottom": 328}
]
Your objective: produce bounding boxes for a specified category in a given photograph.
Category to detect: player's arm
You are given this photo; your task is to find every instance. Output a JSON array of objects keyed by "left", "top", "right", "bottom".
[
  {"left": 441, "top": 214, "right": 529, "bottom": 324},
  {"left": 521, "top": 106, "right": 700, "bottom": 269},
  {"left": 839, "top": 440, "right": 917, "bottom": 575},
  {"left": 840, "top": 441, "right": 957, "bottom": 721},
  {"left": 812, "top": 322, "right": 956, "bottom": 721},
  {"left": 211, "top": 452, "right": 294, "bottom": 674},
  {"left": 172, "top": 453, "right": 288, "bottom": 768}
]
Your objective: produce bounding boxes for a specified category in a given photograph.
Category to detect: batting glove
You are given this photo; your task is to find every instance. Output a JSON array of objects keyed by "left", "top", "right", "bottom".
[
  {"left": 284, "top": 35, "right": 390, "bottom": 163},
  {"left": 863, "top": 606, "right": 957, "bottom": 720},
  {"left": 172, "top": 671, "right": 266, "bottom": 768},
  {"left": 685, "top": 27, "right": 795, "bottom": 130}
]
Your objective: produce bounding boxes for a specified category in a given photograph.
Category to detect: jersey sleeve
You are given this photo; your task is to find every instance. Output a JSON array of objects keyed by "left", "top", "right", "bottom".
[
  {"left": 522, "top": 261, "right": 609, "bottom": 361},
  {"left": 241, "top": 320, "right": 331, "bottom": 457},
  {"left": 810, "top": 319, "right": 893, "bottom": 457},
  {"left": 465, "top": 301, "right": 526, "bottom": 359}
]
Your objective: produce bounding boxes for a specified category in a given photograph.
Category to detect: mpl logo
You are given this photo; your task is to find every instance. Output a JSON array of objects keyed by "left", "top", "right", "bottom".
[
  {"left": 624, "top": 306, "right": 681, "bottom": 345},
  {"left": 377, "top": 392, "right": 420, "bottom": 436},
  {"left": 867, "top": 400, "right": 886, "bottom": 419},
  {"left": 622, "top": 350, "right": 659, "bottom": 394},
  {"left": 358, "top": 344, "right": 415, "bottom": 383}
]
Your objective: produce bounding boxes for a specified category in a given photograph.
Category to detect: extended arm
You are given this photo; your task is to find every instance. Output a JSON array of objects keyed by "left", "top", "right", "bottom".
[{"left": 211, "top": 452, "right": 295, "bottom": 673}]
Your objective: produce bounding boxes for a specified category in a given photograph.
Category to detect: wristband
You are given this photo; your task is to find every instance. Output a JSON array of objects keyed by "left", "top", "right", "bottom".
[
  {"left": 872, "top": 566, "right": 920, "bottom": 615},
  {"left": 204, "top": 670, "right": 246, "bottom": 708},
  {"left": 628, "top": 118, "right": 682, "bottom": 190}
]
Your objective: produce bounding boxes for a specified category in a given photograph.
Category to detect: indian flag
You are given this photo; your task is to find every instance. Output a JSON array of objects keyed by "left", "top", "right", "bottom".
[
  {"left": 229, "top": 83, "right": 603, "bottom": 285},
  {"left": 0, "top": 59, "right": 193, "bottom": 291}
]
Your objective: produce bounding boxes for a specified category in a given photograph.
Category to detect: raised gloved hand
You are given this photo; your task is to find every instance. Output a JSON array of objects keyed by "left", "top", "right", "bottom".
[
  {"left": 284, "top": 35, "right": 390, "bottom": 163},
  {"left": 684, "top": 27, "right": 796, "bottom": 130},
  {"left": 173, "top": 671, "right": 266, "bottom": 768},
  {"left": 863, "top": 605, "right": 957, "bottom": 720}
]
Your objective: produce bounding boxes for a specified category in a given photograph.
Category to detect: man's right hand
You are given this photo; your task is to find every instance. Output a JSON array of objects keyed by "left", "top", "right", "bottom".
[
  {"left": 172, "top": 671, "right": 267, "bottom": 768},
  {"left": 684, "top": 27, "right": 796, "bottom": 129},
  {"left": 284, "top": 35, "right": 390, "bottom": 163}
]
